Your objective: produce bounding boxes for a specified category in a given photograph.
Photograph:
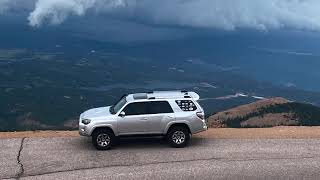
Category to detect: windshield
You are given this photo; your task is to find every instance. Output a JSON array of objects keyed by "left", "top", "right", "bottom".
[{"left": 111, "top": 96, "right": 127, "bottom": 114}]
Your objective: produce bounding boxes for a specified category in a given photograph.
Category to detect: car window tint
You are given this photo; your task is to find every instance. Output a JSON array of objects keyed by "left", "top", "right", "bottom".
[
  {"left": 123, "top": 102, "right": 148, "bottom": 115},
  {"left": 148, "top": 101, "right": 173, "bottom": 114},
  {"left": 175, "top": 100, "right": 197, "bottom": 111}
]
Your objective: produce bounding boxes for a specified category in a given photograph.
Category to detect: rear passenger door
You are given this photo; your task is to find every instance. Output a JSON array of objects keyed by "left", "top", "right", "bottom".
[{"left": 145, "top": 101, "right": 175, "bottom": 134}]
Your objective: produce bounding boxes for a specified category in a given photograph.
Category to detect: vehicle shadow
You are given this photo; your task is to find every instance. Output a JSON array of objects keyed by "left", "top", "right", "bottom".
[
  {"left": 114, "top": 136, "right": 207, "bottom": 149},
  {"left": 77, "top": 136, "right": 208, "bottom": 150}
]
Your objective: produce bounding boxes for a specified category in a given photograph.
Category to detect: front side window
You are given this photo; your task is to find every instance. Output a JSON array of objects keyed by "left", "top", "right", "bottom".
[
  {"left": 112, "top": 96, "right": 127, "bottom": 114},
  {"left": 122, "top": 102, "right": 148, "bottom": 116},
  {"left": 148, "top": 101, "right": 173, "bottom": 114}
]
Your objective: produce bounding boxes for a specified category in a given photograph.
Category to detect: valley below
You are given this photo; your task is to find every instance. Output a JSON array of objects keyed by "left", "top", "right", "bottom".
[
  {"left": 1, "top": 35, "right": 320, "bottom": 131},
  {"left": 0, "top": 46, "right": 320, "bottom": 131}
]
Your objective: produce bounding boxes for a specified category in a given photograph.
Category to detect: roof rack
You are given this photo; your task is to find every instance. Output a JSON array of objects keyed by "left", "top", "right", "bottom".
[
  {"left": 147, "top": 90, "right": 188, "bottom": 94},
  {"left": 129, "top": 91, "right": 200, "bottom": 101}
]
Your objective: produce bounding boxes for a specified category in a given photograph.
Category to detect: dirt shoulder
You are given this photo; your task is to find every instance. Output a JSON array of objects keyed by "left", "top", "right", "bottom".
[
  {"left": 0, "top": 130, "right": 79, "bottom": 139},
  {"left": 1, "top": 127, "right": 320, "bottom": 139},
  {"left": 195, "top": 126, "right": 320, "bottom": 139}
]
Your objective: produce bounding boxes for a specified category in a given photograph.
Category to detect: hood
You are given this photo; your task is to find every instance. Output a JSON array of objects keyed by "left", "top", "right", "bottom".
[{"left": 81, "top": 106, "right": 112, "bottom": 119}]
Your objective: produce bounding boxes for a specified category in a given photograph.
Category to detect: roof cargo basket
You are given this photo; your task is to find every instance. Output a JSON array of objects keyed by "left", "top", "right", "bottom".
[{"left": 129, "top": 91, "right": 200, "bottom": 101}]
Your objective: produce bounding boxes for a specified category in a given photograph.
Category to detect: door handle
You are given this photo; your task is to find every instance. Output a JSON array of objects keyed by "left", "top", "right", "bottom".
[{"left": 141, "top": 117, "right": 148, "bottom": 121}]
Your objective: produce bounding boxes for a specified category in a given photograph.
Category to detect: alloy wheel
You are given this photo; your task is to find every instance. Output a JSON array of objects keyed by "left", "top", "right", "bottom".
[
  {"left": 96, "top": 133, "right": 111, "bottom": 147},
  {"left": 172, "top": 131, "right": 186, "bottom": 144}
]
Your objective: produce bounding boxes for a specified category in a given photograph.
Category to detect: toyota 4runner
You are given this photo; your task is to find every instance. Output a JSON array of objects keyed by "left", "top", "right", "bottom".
[{"left": 79, "top": 91, "right": 207, "bottom": 150}]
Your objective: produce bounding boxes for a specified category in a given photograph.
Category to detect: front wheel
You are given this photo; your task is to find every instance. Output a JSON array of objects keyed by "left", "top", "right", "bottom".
[
  {"left": 167, "top": 126, "right": 190, "bottom": 148},
  {"left": 92, "top": 129, "right": 115, "bottom": 150}
]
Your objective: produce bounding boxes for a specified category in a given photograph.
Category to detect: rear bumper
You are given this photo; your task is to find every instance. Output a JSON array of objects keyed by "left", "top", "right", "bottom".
[
  {"left": 200, "top": 124, "right": 208, "bottom": 132},
  {"left": 192, "top": 122, "right": 208, "bottom": 134}
]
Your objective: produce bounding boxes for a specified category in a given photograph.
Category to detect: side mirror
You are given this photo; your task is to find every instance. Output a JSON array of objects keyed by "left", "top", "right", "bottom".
[{"left": 119, "top": 111, "right": 126, "bottom": 117}]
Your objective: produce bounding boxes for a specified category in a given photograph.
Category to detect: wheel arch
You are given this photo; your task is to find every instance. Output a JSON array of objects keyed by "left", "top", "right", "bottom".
[
  {"left": 90, "top": 126, "right": 116, "bottom": 136},
  {"left": 165, "top": 122, "right": 191, "bottom": 135}
]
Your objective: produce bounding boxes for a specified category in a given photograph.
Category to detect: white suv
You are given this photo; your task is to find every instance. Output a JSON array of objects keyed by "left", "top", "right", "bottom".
[{"left": 79, "top": 91, "right": 207, "bottom": 150}]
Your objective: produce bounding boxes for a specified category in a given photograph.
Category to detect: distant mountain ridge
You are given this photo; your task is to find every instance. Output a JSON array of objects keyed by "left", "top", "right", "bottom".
[{"left": 208, "top": 97, "right": 320, "bottom": 128}]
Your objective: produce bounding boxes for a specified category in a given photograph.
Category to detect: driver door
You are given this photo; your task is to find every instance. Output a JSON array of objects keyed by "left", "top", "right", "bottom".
[{"left": 117, "top": 101, "right": 149, "bottom": 135}]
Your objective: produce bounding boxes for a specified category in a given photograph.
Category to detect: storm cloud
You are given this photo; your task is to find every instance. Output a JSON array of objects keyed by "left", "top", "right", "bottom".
[
  {"left": 2, "top": 0, "right": 320, "bottom": 31},
  {"left": 28, "top": 0, "right": 127, "bottom": 26},
  {"left": 0, "top": 0, "right": 11, "bottom": 13}
]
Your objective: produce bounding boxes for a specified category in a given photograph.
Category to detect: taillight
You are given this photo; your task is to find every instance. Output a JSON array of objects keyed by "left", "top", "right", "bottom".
[{"left": 196, "top": 112, "right": 204, "bottom": 120}]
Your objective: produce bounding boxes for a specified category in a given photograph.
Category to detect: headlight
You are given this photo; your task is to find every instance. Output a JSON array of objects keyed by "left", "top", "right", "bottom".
[{"left": 82, "top": 119, "right": 91, "bottom": 125}]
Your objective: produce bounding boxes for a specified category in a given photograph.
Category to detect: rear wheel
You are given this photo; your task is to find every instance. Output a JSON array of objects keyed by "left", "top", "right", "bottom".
[
  {"left": 167, "top": 126, "right": 190, "bottom": 148},
  {"left": 92, "top": 129, "right": 115, "bottom": 150}
]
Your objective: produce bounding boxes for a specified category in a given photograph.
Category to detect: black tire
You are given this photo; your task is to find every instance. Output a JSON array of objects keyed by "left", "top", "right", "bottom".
[
  {"left": 92, "top": 128, "right": 115, "bottom": 150},
  {"left": 167, "top": 126, "right": 190, "bottom": 148}
]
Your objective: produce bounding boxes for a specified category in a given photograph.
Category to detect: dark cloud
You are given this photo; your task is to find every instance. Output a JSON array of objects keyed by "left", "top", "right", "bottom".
[{"left": 1, "top": 0, "right": 320, "bottom": 32}]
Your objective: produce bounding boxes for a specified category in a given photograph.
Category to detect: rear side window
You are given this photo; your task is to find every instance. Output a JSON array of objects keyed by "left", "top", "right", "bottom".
[
  {"left": 123, "top": 102, "right": 148, "bottom": 115},
  {"left": 148, "top": 101, "right": 173, "bottom": 114},
  {"left": 175, "top": 100, "right": 197, "bottom": 111}
]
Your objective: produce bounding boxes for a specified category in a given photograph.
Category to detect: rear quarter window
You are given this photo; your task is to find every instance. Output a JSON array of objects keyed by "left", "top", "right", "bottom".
[{"left": 175, "top": 100, "right": 197, "bottom": 111}]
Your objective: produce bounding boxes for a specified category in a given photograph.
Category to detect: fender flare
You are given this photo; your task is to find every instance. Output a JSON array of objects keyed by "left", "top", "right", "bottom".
[
  {"left": 89, "top": 124, "right": 117, "bottom": 136},
  {"left": 164, "top": 121, "right": 192, "bottom": 134}
]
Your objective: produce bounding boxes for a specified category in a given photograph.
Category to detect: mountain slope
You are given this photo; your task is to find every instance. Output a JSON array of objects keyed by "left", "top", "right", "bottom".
[{"left": 208, "top": 97, "right": 320, "bottom": 128}]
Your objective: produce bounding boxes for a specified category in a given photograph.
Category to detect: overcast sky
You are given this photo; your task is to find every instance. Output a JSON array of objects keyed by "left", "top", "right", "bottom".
[
  {"left": 1, "top": 0, "right": 320, "bottom": 43},
  {"left": 0, "top": 0, "right": 319, "bottom": 31}
]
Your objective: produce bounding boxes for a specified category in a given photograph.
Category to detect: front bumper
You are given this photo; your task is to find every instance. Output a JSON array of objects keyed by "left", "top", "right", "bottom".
[
  {"left": 78, "top": 114, "right": 91, "bottom": 136},
  {"left": 79, "top": 124, "right": 91, "bottom": 136},
  {"left": 79, "top": 126, "right": 90, "bottom": 136}
]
